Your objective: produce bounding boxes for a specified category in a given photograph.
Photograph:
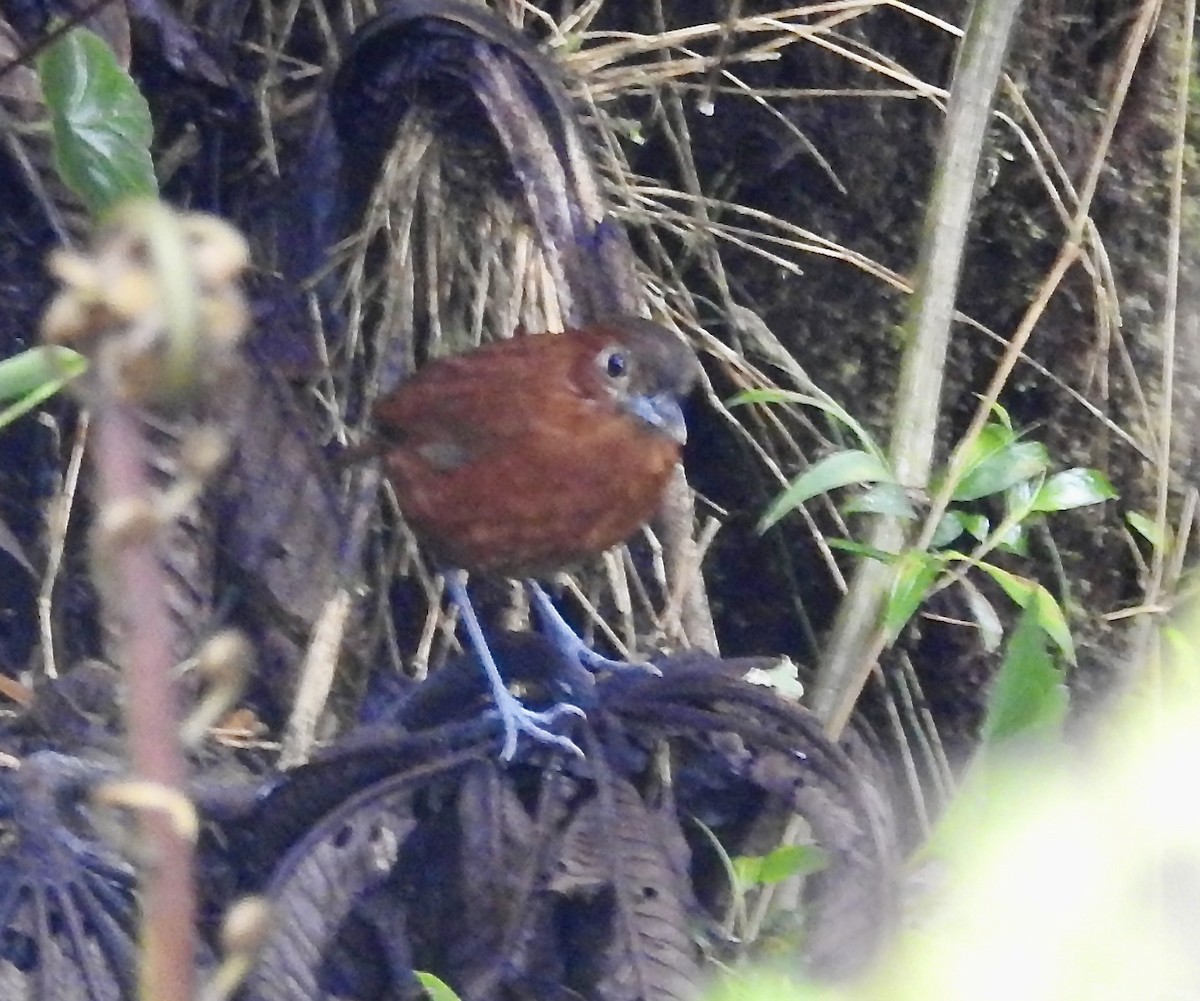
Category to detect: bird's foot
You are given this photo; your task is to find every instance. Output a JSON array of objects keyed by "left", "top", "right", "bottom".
[
  {"left": 491, "top": 689, "right": 585, "bottom": 761},
  {"left": 528, "top": 582, "right": 663, "bottom": 679},
  {"left": 444, "top": 571, "right": 588, "bottom": 761}
]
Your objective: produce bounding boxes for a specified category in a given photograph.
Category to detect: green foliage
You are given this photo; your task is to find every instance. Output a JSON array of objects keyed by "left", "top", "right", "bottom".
[
  {"left": 0, "top": 347, "right": 87, "bottom": 429},
  {"left": 979, "top": 607, "right": 1069, "bottom": 745},
  {"left": 883, "top": 551, "right": 940, "bottom": 640},
  {"left": 760, "top": 450, "right": 893, "bottom": 531},
  {"left": 968, "top": 560, "right": 1075, "bottom": 662},
  {"left": 1126, "top": 510, "right": 1166, "bottom": 551},
  {"left": 415, "top": 972, "right": 461, "bottom": 1001},
  {"left": 1030, "top": 467, "right": 1116, "bottom": 512},
  {"left": 744, "top": 399, "right": 1112, "bottom": 658},
  {"left": 38, "top": 26, "right": 157, "bottom": 216},
  {"left": 6, "top": 29, "right": 159, "bottom": 422},
  {"left": 733, "top": 844, "right": 829, "bottom": 889}
]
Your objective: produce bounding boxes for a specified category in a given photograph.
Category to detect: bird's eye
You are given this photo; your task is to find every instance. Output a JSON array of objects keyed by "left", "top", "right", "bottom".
[{"left": 601, "top": 347, "right": 629, "bottom": 381}]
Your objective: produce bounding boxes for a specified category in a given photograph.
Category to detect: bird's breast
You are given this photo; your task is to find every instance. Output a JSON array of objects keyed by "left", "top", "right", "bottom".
[{"left": 384, "top": 398, "right": 681, "bottom": 576}]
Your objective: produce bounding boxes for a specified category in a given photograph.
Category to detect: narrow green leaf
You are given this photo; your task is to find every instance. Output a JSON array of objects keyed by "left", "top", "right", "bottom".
[
  {"left": 734, "top": 844, "right": 828, "bottom": 887},
  {"left": 826, "top": 538, "right": 898, "bottom": 562},
  {"left": 728, "top": 388, "right": 882, "bottom": 458},
  {"left": 974, "top": 563, "right": 1076, "bottom": 663},
  {"left": 980, "top": 607, "right": 1069, "bottom": 745},
  {"left": 987, "top": 399, "right": 1013, "bottom": 430},
  {"left": 1126, "top": 511, "right": 1165, "bottom": 551},
  {"left": 844, "top": 482, "right": 918, "bottom": 518},
  {"left": 1030, "top": 584, "right": 1075, "bottom": 663},
  {"left": 974, "top": 562, "right": 1035, "bottom": 607},
  {"left": 759, "top": 450, "right": 894, "bottom": 531},
  {"left": 883, "top": 550, "right": 941, "bottom": 639},
  {"left": 38, "top": 27, "right": 157, "bottom": 216},
  {"left": 0, "top": 347, "right": 87, "bottom": 402},
  {"left": 954, "top": 439, "right": 1050, "bottom": 501},
  {"left": 959, "top": 577, "right": 1004, "bottom": 652},
  {"left": 415, "top": 972, "right": 462, "bottom": 1001},
  {"left": 0, "top": 348, "right": 88, "bottom": 430},
  {"left": 1032, "top": 467, "right": 1117, "bottom": 512}
]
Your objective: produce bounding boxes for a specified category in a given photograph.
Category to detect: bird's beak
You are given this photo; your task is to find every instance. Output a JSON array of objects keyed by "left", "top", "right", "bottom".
[{"left": 627, "top": 392, "right": 687, "bottom": 446}]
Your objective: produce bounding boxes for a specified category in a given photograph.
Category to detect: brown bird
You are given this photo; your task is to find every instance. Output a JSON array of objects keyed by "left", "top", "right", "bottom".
[{"left": 373, "top": 318, "right": 700, "bottom": 758}]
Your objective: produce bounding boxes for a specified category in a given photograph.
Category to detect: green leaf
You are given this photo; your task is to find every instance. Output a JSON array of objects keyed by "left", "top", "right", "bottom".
[
  {"left": 843, "top": 482, "right": 918, "bottom": 518},
  {"left": 760, "top": 450, "right": 894, "bottom": 531},
  {"left": 727, "top": 388, "right": 883, "bottom": 458},
  {"left": 0, "top": 347, "right": 86, "bottom": 402},
  {"left": 930, "top": 510, "right": 965, "bottom": 547},
  {"left": 974, "top": 563, "right": 1076, "bottom": 663},
  {"left": 974, "top": 561, "right": 1034, "bottom": 605},
  {"left": 733, "top": 844, "right": 828, "bottom": 887},
  {"left": 1032, "top": 467, "right": 1117, "bottom": 512},
  {"left": 38, "top": 27, "right": 157, "bottom": 216},
  {"left": 415, "top": 972, "right": 462, "bottom": 1001},
  {"left": 959, "top": 577, "right": 1003, "bottom": 652},
  {"left": 961, "top": 512, "right": 990, "bottom": 542},
  {"left": 0, "top": 347, "right": 88, "bottom": 429},
  {"left": 980, "top": 607, "right": 1069, "bottom": 746},
  {"left": 987, "top": 399, "right": 1013, "bottom": 430},
  {"left": 1126, "top": 511, "right": 1166, "bottom": 551},
  {"left": 954, "top": 439, "right": 1050, "bottom": 501},
  {"left": 950, "top": 421, "right": 1013, "bottom": 485},
  {"left": 883, "top": 550, "right": 941, "bottom": 640},
  {"left": 995, "top": 522, "right": 1029, "bottom": 556},
  {"left": 826, "top": 538, "right": 898, "bottom": 562},
  {"left": 1029, "top": 585, "right": 1075, "bottom": 663}
]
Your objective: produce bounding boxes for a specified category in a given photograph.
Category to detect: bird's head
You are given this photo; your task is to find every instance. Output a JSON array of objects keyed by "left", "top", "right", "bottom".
[{"left": 575, "top": 318, "right": 701, "bottom": 446}]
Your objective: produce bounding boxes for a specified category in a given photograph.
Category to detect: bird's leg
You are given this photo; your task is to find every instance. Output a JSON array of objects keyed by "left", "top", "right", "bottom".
[
  {"left": 526, "top": 581, "right": 663, "bottom": 679},
  {"left": 444, "top": 572, "right": 584, "bottom": 760}
]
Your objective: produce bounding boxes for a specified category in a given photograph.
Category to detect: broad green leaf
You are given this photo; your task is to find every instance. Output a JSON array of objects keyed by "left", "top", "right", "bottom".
[
  {"left": 1126, "top": 511, "right": 1166, "bottom": 551},
  {"left": 760, "top": 450, "right": 894, "bottom": 531},
  {"left": 844, "top": 482, "right": 918, "bottom": 518},
  {"left": 883, "top": 550, "right": 941, "bottom": 639},
  {"left": 0, "top": 347, "right": 88, "bottom": 430},
  {"left": 38, "top": 27, "right": 157, "bottom": 216},
  {"left": 1032, "top": 467, "right": 1117, "bottom": 512},
  {"left": 980, "top": 607, "right": 1069, "bottom": 745},
  {"left": 950, "top": 421, "right": 1013, "bottom": 486},
  {"left": 1005, "top": 477, "right": 1038, "bottom": 512},
  {"left": 415, "top": 972, "right": 462, "bottom": 1001},
  {"left": 954, "top": 439, "right": 1050, "bottom": 501},
  {"left": 931, "top": 511, "right": 965, "bottom": 548},
  {"left": 960, "top": 577, "right": 1003, "bottom": 652},
  {"left": 733, "top": 844, "right": 828, "bottom": 887}
]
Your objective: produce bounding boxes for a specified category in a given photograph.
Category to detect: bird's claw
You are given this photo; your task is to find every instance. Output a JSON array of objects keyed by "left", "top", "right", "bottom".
[
  {"left": 528, "top": 582, "right": 661, "bottom": 679},
  {"left": 492, "top": 688, "right": 585, "bottom": 760},
  {"left": 576, "top": 647, "right": 662, "bottom": 678}
]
